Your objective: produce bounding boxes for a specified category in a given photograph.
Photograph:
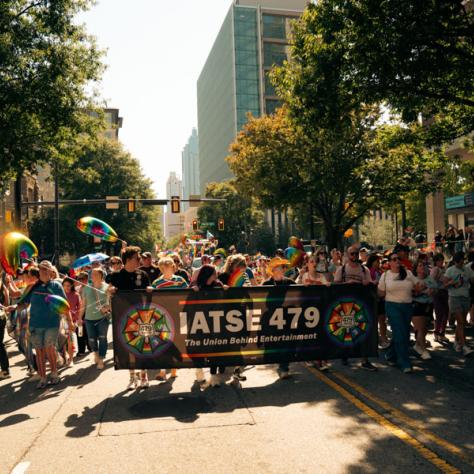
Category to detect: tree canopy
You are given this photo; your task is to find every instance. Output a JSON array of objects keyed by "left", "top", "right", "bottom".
[
  {"left": 274, "top": 0, "right": 474, "bottom": 146},
  {"left": 228, "top": 108, "right": 447, "bottom": 248},
  {"left": 29, "top": 138, "right": 162, "bottom": 257},
  {"left": 0, "top": 0, "right": 104, "bottom": 190}
]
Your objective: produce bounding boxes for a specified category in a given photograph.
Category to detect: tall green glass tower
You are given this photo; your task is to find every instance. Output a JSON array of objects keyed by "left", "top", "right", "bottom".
[{"left": 197, "top": 0, "right": 308, "bottom": 195}]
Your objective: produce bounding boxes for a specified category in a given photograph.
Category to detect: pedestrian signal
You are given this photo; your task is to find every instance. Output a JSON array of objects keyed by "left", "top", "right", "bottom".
[
  {"left": 218, "top": 218, "right": 225, "bottom": 231},
  {"left": 171, "top": 196, "right": 180, "bottom": 214},
  {"left": 192, "top": 219, "right": 198, "bottom": 231},
  {"left": 128, "top": 198, "right": 136, "bottom": 213}
]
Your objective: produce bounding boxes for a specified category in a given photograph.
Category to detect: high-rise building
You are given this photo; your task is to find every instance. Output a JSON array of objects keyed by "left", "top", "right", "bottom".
[
  {"left": 181, "top": 128, "right": 200, "bottom": 211},
  {"left": 164, "top": 172, "right": 185, "bottom": 239},
  {"left": 197, "top": 0, "right": 308, "bottom": 194}
]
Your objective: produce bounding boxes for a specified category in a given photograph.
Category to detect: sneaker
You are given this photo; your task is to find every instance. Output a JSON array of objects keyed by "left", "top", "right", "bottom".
[
  {"left": 210, "top": 374, "right": 221, "bottom": 387},
  {"left": 127, "top": 375, "right": 138, "bottom": 391},
  {"left": 420, "top": 350, "right": 431, "bottom": 360},
  {"left": 462, "top": 345, "right": 474, "bottom": 357},
  {"left": 454, "top": 342, "right": 462, "bottom": 352},
  {"left": 402, "top": 367, "right": 413, "bottom": 374},
  {"left": 233, "top": 368, "right": 247, "bottom": 381},
  {"left": 278, "top": 369, "right": 290, "bottom": 380},
  {"left": 36, "top": 377, "right": 48, "bottom": 389},
  {"left": 155, "top": 370, "right": 166, "bottom": 381},
  {"left": 169, "top": 369, "right": 178, "bottom": 378},
  {"left": 438, "top": 335, "right": 449, "bottom": 343},
  {"left": 97, "top": 359, "right": 105, "bottom": 370},
  {"left": 140, "top": 377, "right": 149, "bottom": 389},
  {"left": 379, "top": 340, "right": 390, "bottom": 350},
  {"left": 195, "top": 368, "right": 205, "bottom": 383},
  {"left": 49, "top": 374, "right": 60, "bottom": 385},
  {"left": 360, "top": 361, "right": 377, "bottom": 371}
]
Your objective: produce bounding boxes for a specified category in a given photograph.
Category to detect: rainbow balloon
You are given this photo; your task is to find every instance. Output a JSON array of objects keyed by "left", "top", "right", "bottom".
[
  {"left": 76, "top": 217, "right": 118, "bottom": 242},
  {"left": 285, "top": 247, "right": 304, "bottom": 268},
  {"left": 228, "top": 269, "right": 248, "bottom": 287},
  {"left": 0, "top": 232, "right": 38, "bottom": 275},
  {"left": 45, "top": 295, "right": 70, "bottom": 316},
  {"left": 288, "top": 236, "right": 304, "bottom": 251}
]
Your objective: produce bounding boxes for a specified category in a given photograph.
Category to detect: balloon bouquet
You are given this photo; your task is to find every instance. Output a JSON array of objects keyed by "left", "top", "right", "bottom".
[{"left": 284, "top": 236, "right": 305, "bottom": 280}]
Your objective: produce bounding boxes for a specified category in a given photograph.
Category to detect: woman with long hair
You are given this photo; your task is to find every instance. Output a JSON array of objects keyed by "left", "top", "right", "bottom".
[
  {"left": 430, "top": 254, "right": 449, "bottom": 343},
  {"left": 378, "top": 252, "right": 417, "bottom": 373}
]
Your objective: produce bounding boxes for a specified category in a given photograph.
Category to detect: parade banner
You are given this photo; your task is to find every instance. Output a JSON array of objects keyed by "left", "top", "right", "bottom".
[{"left": 111, "top": 285, "right": 378, "bottom": 370}]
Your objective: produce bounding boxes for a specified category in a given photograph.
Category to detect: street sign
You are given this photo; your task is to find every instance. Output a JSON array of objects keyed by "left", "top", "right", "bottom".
[
  {"left": 445, "top": 195, "right": 466, "bottom": 210},
  {"left": 106, "top": 196, "right": 119, "bottom": 210},
  {"left": 200, "top": 222, "right": 215, "bottom": 227}
]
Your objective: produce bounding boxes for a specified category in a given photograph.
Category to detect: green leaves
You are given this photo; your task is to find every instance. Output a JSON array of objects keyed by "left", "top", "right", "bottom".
[{"left": 0, "top": 0, "right": 104, "bottom": 188}]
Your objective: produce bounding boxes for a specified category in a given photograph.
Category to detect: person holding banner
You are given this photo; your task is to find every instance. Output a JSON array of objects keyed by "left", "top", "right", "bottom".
[
  {"left": 193, "top": 264, "right": 227, "bottom": 387},
  {"left": 108, "top": 246, "right": 151, "bottom": 390},
  {"left": 151, "top": 256, "right": 188, "bottom": 381},
  {"left": 334, "top": 246, "right": 377, "bottom": 371},
  {"left": 263, "top": 257, "right": 295, "bottom": 379},
  {"left": 378, "top": 252, "right": 417, "bottom": 373}
]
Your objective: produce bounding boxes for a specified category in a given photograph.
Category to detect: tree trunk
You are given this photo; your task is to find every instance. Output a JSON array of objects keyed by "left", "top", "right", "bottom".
[{"left": 325, "top": 225, "right": 343, "bottom": 250}]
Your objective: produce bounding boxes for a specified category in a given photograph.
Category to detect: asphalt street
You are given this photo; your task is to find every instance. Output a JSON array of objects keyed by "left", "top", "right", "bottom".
[{"left": 1, "top": 326, "right": 473, "bottom": 474}]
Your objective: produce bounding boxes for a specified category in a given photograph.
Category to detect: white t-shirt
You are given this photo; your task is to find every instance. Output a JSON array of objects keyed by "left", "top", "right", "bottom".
[{"left": 378, "top": 270, "right": 416, "bottom": 304}]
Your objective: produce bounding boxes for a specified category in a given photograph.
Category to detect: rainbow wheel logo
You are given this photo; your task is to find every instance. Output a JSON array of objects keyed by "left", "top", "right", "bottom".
[
  {"left": 121, "top": 304, "right": 175, "bottom": 358},
  {"left": 325, "top": 299, "right": 370, "bottom": 347}
]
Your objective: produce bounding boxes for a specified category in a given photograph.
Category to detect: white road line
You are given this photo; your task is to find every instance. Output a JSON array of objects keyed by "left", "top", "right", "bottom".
[{"left": 11, "top": 461, "right": 31, "bottom": 474}]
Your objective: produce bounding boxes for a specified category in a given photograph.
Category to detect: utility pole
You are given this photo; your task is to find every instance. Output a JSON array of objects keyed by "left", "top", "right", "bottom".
[{"left": 53, "top": 163, "right": 60, "bottom": 264}]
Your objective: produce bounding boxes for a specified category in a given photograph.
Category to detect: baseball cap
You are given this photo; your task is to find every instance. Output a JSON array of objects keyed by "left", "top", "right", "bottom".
[{"left": 141, "top": 252, "right": 152, "bottom": 259}]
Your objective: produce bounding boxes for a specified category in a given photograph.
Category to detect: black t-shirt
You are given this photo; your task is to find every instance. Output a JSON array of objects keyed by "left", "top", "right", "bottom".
[
  {"left": 175, "top": 269, "right": 190, "bottom": 283},
  {"left": 109, "top": 268, "right": 150, "bottom": 290},
  {"left": 218, "top": 273, "right": 230, "bottom": 285},
  {"left": 262, "top": 277, "right": 295, "bottom": 286},
  {"left": 139, "top": 265, "right": 161, "bottom": 283}
]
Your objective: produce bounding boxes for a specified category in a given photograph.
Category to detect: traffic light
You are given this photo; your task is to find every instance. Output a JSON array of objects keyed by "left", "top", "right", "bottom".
[
  {"left": 170, "top": 196, "right": 180, "bottom": 214},
  {"left": 192, "top": 219, "right": 198, "bottom": 231},
  {"left": 218, "top": 218, "right": 225, "bottom": 231},
  {"left": 128, "top": 198, "right": 136, "bottom": 213}
]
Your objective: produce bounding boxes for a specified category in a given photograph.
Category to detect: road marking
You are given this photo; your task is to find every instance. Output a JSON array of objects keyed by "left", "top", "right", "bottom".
[
  {"left": 330, "top": 371, "right": 474, "bottom": 469},
  {"left": 306, "top": 366, "right": 461, "bottom": 474},
  {"left": 11, "top": 462, "right": 30, "bottom": 474}
]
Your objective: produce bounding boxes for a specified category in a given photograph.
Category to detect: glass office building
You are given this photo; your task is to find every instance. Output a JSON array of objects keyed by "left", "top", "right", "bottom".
[{"left": 197, "top": 0, "right": 308, "bottom": 194}]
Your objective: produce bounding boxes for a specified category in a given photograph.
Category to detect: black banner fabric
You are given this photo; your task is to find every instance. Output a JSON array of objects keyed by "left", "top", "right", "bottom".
[{"left": 111, "top": 285, "right": 378, "bottom": 370}]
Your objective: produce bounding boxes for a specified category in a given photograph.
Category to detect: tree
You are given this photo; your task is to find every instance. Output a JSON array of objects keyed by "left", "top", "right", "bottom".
[
  {"left": 0, "top": 0, "right": 104, "bottom": 189},
  {"left": 197, "top": 181, "right": 274, "bottom": 253},
  {"left": 29, "top": 138, "right": 162, "bottom": 257},
  {"left": 274, "top": 1, "right": 474, "bottom": 147},
  {"left": 228, "top": 108, "right": 447, "bottom": 249}
]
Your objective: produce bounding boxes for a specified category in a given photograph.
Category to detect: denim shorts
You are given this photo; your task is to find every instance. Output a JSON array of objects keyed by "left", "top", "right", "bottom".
[
  {"left": 448, "top": 296, "right": 470, "bottom": 315},
  {"left": 30, "top": 327, "right": 59, "bottom": 349}
]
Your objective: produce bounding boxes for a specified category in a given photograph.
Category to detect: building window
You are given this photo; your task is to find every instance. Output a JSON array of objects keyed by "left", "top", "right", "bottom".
[
  {"left": 264, "top": 43, "right": 288, "bottom": 68},
  {"left": 265, "top": 72, "right": 277, "bottom": 96},
  {"left": 262, "top": 14, "right": 286, "bottom": 39},
  {"left": 265, "top": 99, "right": 281, "bottom": 115}
]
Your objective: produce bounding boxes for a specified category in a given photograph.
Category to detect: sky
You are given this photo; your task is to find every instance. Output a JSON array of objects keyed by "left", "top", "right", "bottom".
[{"left": 78, "top": 0, "right": 234, "bottom": 197}]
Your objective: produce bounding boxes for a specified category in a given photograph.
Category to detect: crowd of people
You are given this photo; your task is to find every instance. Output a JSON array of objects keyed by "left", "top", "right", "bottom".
[{"left": 0, "top": 236, "right": 473, "bottom": 391}]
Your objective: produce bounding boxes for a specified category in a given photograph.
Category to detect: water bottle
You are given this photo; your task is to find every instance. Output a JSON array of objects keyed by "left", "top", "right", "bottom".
[{"left": 78, "top": 325, "right": 83, "bottom": 337}]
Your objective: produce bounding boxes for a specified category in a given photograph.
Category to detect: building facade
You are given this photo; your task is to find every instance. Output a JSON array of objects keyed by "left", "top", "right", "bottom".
[
  {"left": 197, "top": 0, "right": 308, "bottom": 195},
  {"left": 181, "top": 128, "right": 200, "bottom": 211},
  {"left": 164, "top": 172, "right": 185, "bottom": 240}
]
